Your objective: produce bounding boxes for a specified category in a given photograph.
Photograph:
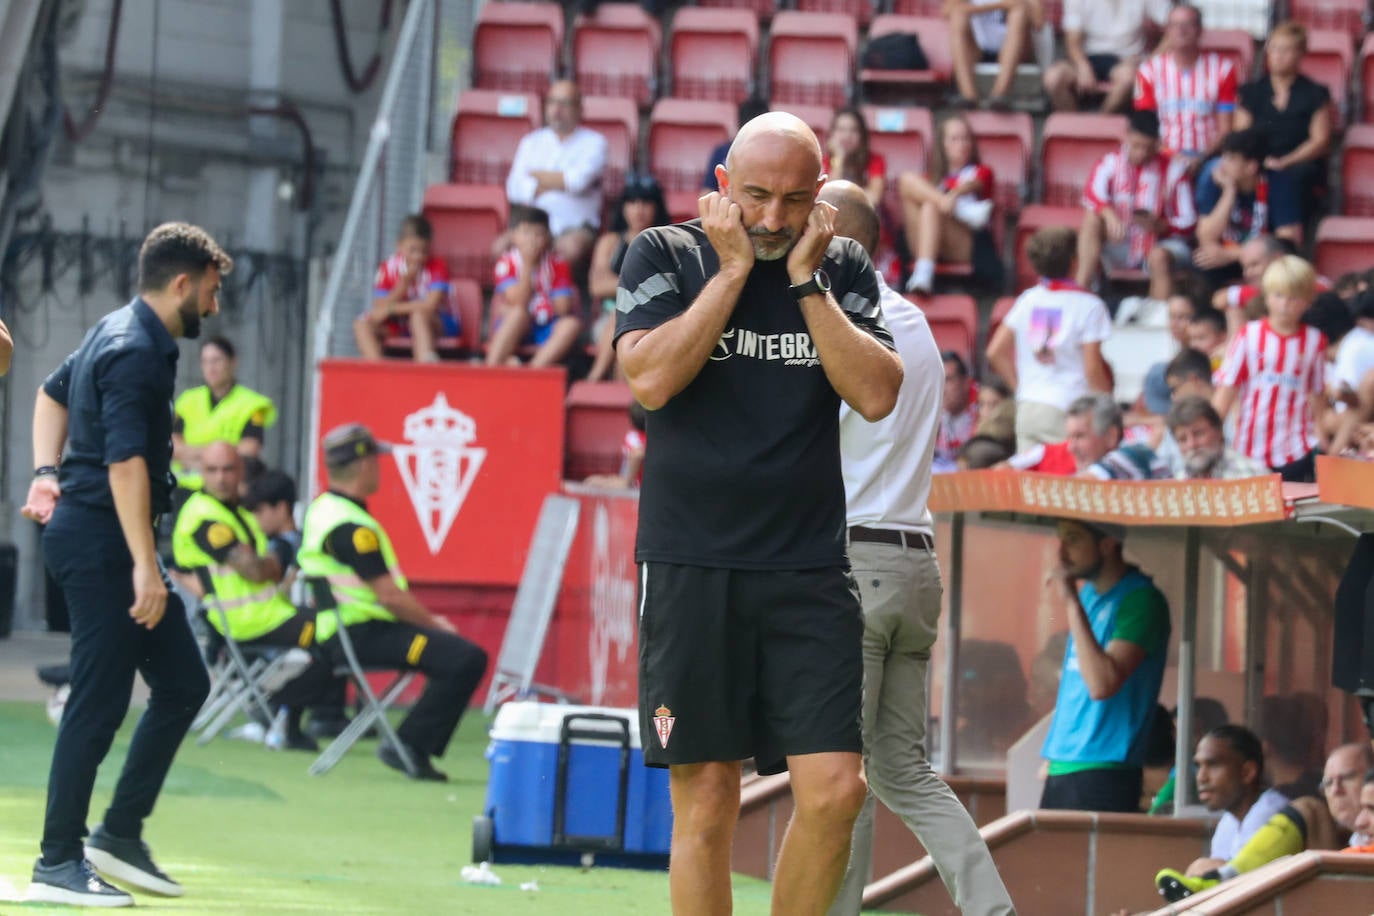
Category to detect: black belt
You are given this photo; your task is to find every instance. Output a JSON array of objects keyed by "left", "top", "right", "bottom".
[{"left": 848, "top": 526, "right": 934, "bottom": 551}]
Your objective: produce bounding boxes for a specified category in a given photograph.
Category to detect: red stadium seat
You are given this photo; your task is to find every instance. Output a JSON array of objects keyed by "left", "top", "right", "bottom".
[
  {"left": 648, "top": 98, "right": 735, "bottom": 217},
  {"left": 1199, "top": 29, "right": 1256, "bottom": 81},
  {"left": 422, "top": 184, "right": 510, "bottom": 287},
  {"left": 1301, "top": 29, "right": 1353, "bottom": 129},
  {"left": 1039, "top": 112, "right": 1127, "bottom": 207},
  {"left": 891, "top": 0, "right": 943, "bottom": 13},
  {"left": 768, "top": 11, "right": 858, "bottom": 109},
  {"left": 697, "top": 0, "right": 777, "bottom": 20},
  {"left": 580, "top": 95, "right": 640, "bottom": 207},
  {"left": 988, "top": 295, "right": 1016, "bottom": 343},
  {"left": 1361, "top": 32, "right": 1374, "bottom": 124},
  {"left": 472, "top": 2, "right": 563, "bottom": 95},
  {"left": 1012, "top": 205, "right": 1084, "bottom": 291},
  {"left": 862, "top": 105, "right": 933, "bottom": 219},
  {"left": 565, "top": 381, "right": 635, "bottom": 480},
  {"left": 922, "top": 313, "right": 975, "bottom": 363},
  {"left": 794, "top": 0, "right": 872, "bottom": 27},
  {"left": 668, "top": 7, "right": 759, "bottom": 103},
  {"left": 1340, "top": 125, "right": 1374, "bottom": 216},
  {"left": 383, "top": 277, "right": 485, "bottom": 358},
  {"left": 964, "top": 110, "right": 1034, "bottom": 217},
  {"left": 449, "top": 90, "right": 541, "bottom": 186},
  {"left": 572, "top": 4, "right": 661, "bottom": 107},
  {"left": 1288, "top": 0, "right": 1366, "bottom": 34},
  {"left": 861, "top": 16, "right": 952, "bottom": 99},
  {"left": 1313, "top": 217, "right": 1374, "bottom": 279},
  {"left": 921, "top": 294, "right": 979, "bottom": 349}
]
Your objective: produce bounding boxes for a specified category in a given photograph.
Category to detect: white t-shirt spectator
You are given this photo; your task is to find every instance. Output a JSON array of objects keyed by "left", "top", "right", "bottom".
[
  {"left": 1002, "top": 280, "right": 1113, "bottom": 411},
  {"left": 1062, "top": 0, "right": 1172, "bottom": 58},
  {"left": 505, "top": 125, "right": 608, "bottom": 236},
  {"left": 1331, "top": 326, "right": 1374, "bottom": 413},
  {"left": 1210, "top": 788, "right": 1291, "bottom": 860}
]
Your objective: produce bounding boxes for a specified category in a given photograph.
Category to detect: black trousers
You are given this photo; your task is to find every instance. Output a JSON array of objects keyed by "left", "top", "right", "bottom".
[
  {"left": 244, "top": 614, "right": 339, "bottom": 710},
  {"left": 328, "top": 620, "right": 488, "bottom": 758},
  {"left": 40, "top": 503, "right": 211, "bottom": 865},
  {"left": 1039, "top": 766, "right": 1143, "bottom": 813}
]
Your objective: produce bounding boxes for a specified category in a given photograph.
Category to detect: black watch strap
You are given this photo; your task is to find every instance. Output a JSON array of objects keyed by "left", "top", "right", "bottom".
[
  {"left": 34, "top": 465, "right": 58, "bottom": 479},
  {"left": 789, "top": 269, "right": 830, "bottom": 302}
]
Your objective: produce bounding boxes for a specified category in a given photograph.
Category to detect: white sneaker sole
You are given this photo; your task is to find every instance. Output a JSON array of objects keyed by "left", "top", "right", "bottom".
[
  {"left": 25, "top": 881, "right": 134, "bottom": 907},
  {"left": 86, "top": 846, "right": 184, "bottom": 897}
]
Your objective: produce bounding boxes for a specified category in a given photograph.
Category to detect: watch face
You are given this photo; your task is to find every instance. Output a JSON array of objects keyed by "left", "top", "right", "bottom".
[{"left": 814, "top": 269, "right": 831, "bottom": 292}]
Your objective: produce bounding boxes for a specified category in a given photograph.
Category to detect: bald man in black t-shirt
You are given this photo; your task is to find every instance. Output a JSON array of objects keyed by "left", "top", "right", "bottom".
[{"left": 614, "top": 112, "right": 903, "bottom": 915}]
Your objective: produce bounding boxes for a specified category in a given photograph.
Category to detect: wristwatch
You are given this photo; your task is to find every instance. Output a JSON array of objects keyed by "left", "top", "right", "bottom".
[
  {"left": 33, "top": 465, "right": 58, "bottom": 480},
  {"left": 788, "top": 268, "right": 831, "bottom": 302}
]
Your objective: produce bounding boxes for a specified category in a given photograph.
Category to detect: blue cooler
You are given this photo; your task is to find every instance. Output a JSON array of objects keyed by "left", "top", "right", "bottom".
[{"left": 475, "top": 702, "right": 672, "bottom": 866}]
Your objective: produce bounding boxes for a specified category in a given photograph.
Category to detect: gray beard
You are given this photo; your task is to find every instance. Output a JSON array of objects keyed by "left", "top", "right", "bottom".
[{"left": 1184, "top": 447, "right": 1223, "bottom": 477}]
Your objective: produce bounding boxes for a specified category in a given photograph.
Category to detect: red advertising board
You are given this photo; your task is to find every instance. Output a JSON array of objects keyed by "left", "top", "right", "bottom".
[{"left": 314, "top": 359, "right": 565, "bottom": 586}]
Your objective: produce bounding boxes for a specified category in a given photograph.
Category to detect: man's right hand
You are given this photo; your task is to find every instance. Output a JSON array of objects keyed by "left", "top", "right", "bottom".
[
  {"left": 21, "top": 477, "right": 60, "bottom": 525},
  {"left": 129, "top": 560, "right": 168, "bottom": 629},
  {"left": 699, "top": 191, "right": 754, "bottom": 274},
  {"left": 1075, "top": 60, "right": 1096, "bottom": 91},
  {"left": 1102, "top": 209, "right": 1127, "bottom": 243}
]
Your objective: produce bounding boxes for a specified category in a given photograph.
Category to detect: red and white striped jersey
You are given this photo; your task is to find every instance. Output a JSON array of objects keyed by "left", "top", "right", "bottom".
[
  {"left": 1216, "top": 319, "right": 1326, "bottom": 468},
  {"left": 939, "top": 163, "right": 994, "bottom": 200},
  {"left": 1083, "top": 146, "right": 1196, "bottom": 264},
  {"left": 1134, "top": 52, "right": 1237, "bottom": 155}
]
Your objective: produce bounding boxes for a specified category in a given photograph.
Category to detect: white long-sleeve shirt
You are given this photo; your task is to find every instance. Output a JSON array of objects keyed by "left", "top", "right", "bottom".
[{"left": 505, "top": 125, "right": 608, "bottom": 235}]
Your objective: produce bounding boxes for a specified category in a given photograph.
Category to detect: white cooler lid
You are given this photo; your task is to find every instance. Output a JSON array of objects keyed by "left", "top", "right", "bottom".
[{"left": 490, "top": 701, "right": 643, "bottom": 749}]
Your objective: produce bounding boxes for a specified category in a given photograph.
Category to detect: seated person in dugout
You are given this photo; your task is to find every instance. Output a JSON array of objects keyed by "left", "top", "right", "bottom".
[
  {"left": 485, "top": 205, "right": 582, "bottom": 369},
  {"left": 354, "top": 214, "right": 459, "bottom": 363},
  {"left": 172, "top": 335, "right": 276, "bottom": 496},
  {"left": 1156, "top": 741, "right": 1374, "bottom": 900},
  {"left": 171, "top": 442, "right": 332, "bottom": 752}
]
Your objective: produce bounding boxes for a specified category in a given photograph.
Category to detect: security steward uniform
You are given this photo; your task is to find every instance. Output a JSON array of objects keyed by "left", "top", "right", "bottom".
[
  {"left": 298, "top": 427, "right": 488, "bottom": 780},
  {"left": 172, "top": 383, "right": 276, "bottom": 492},
  {"left": 171, "top": 489, "right": 332, "bottom": 746}
]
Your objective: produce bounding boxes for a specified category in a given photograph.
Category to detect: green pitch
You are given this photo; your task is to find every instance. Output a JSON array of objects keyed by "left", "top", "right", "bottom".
[{"left": 0, "top": 702, "right": 775, "bottom": 915}]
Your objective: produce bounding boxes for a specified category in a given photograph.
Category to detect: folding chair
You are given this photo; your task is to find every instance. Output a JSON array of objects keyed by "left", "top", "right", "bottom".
[
  {"left": 190, "top": 566, "right": 304, "bottom": 745},
  {"left": 305, "top": 576, "right": 418, "bottom": 778}
]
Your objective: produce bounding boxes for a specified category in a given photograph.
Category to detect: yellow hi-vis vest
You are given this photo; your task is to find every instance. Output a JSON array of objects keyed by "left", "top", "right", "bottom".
[
  {"left": 173, "top": 384, "right": 278, "bottom": 490},
  {"left": 171, "top": 491, "right": 298, "bottom": 641},
  {"left": 297, "top": 492, "right": 404, "bottom": 642}
]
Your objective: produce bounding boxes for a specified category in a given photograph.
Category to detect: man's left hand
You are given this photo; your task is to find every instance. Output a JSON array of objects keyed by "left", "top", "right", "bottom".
[{"left": 787, "top": 201, "right": 837, "bottom": 286}]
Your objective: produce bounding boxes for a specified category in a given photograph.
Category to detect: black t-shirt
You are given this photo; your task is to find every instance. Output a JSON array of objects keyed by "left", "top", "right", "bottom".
[
  {"left": 614, "top": 219, "right": 892, "bottom": 570},
  {"left": 1238, "top": 74, "right": 1330, "bottom": 159}
]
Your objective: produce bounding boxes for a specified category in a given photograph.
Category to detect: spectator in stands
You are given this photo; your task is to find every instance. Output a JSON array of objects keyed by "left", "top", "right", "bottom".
[
  {"left": 823, "top": 107, "right": 885, "bottom": 207},
  {"left": 1225, "top": 22, "right": 1331, "bottom": 244},
  {"left": 701, "top": 97, "right": 770, "bottom": 191},
  {"left": 1044, "top": 0, "right": 1171, "bottom": 113},
  {"left": 1168, "top": 396, "right": 1268, "bottom": 479},
  {"left": 504, "top": 79, "right": 607, "bottom": 272},
  {"left": 1158, "top": 743, "right": 1374, "bottom": 900},
  {"left": 1335, "top": 272, "right": 1368, "bottom": 301},
  {"left": 1188, "top": 308, "right": 1229, "bottom": 371},
  {"left": 898, "top": 116, "right": 995, "bottom": 296},
  {"left": 1326, "top": 291, "right": 1374, "bottom": 427},
  {"left": 353, "top": 215, "right": 456, "bottom": 364},
  {"left": 172, "top": 336, "right": 278, "bottom": 498},
  {"left": 586, "top": 173, "right": 670, "bottom": 383},
  {"left": 1076, "top": 109, "right": 1196, "bottom": 303},
  {"left": 1193, "top": 131, "right": 1284, "bottom": 292},
  {"left": 1134, "top": 4, "right": 1236, "bottom": 168},
  {"left": 1211, "top": 235, "right": 1295, "bottom": 335},
  {"left": 485, "top": 206, "right": 582, "bottom": 369},
  {"left": 986, "top": 226, "right": 1112, "bottom": 451},
  {"left": 978, "top": 373, "right": 1013, "bottom": 416},
  {"left": 582, "top": 402, "right": 648, "bottom": 490},
  {"left": 1166, "top": 288, "right": 1202, "bottom": 351},
  {"left": 1153, "top": 348, "right": 1216, "bottom": 474},
  {"left": 1348, "top": 769, "right": 1374, "bottom": 853},
  {"left": 1214, "top": 255, "right": 1328, "bottom": 481},
  {"left": 935, "top": 350, "right": 978, "bottom": 472},
  {"left": 945, "top": 0, "right": 1043, "bottom": 111},
  {"left": 1040, "top": 519, "right": 1171, "bottom": 813},
  {"left": 1005, "top": 394, "right": 1164, "bottom": 478}
]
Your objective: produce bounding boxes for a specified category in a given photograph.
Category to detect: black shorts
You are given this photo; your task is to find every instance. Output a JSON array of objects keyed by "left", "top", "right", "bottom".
[
  {"left": 1087, "top": 53, "right": 1120, "bottom": 83},
  {"left": 637, "top": 563, "right": 864, "bottom": 775},
  {"left": 1039, "top": 767, "right": 1143, "bottom": 812}
]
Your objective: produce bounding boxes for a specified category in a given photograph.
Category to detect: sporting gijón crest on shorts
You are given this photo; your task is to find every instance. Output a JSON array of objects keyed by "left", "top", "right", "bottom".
[{"left": 613, "top": 219, "right": 894, "bottom": 570}]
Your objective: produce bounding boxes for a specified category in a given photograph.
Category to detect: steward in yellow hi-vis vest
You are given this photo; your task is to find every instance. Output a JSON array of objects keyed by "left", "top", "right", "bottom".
[
  {"left": 171, "top": 441, "right": 330, "bottom": 752},
  {"left": 172, "top": 336, "right": 276, "bottom": 492},
  {"left": 297, "top": 423, "right": 488, "bottom": 781}
]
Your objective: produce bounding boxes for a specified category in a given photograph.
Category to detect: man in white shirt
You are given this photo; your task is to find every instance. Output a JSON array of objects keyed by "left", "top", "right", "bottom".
[
  {"left": 1043, "top": 0, "right": 1172, "bottom": 112},
  {"left": 503, "top": 80, "right": 608, "bottom": 271},
  {"left": 820, "top": 180, "right": 1014, "bottom": 916}
]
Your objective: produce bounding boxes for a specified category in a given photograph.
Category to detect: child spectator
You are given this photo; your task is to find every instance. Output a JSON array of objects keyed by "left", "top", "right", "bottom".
[
  {"left": 485, "top": 206, "right": 582, "bottom": 369},
  {"left": 986, "top": 226, "right": 1113, "bottom": 451},
  {"left": 1193, "top": 130, "right": 1276, "bottom": 293},
  {"left": 824, "top": 108, "right": 902, "bottom": 286},
  {"left": 355, "top": 215, "right": 457, "bottom": 363},
  {"left": 898, "top": 115, "right": 995, "bottom": 295},
  {"left": 1188, "top": 308, "right": 1229, "bottom": 372},
  {"left": 1214, "top": 255, "right": 1327, "bottom": 480}
]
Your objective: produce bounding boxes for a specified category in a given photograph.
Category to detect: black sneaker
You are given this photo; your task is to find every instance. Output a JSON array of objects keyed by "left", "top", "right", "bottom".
[
  {"left": 25, "top": 858, "right": 134, "bottom": 907},
  {"left": 284, "top": 725, "right": 320, "bottom": 752},
  {"left": 378, "top": 740, "right": 448, "bottom": 781},
  {"left": 85, "top": 824, "right": 184, "bottom": 897}
]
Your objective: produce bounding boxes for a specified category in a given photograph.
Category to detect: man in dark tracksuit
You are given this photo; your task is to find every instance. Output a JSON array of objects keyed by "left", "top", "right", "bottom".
[{"left": 21, "top": 222, "right": 232, "bottom": 907}]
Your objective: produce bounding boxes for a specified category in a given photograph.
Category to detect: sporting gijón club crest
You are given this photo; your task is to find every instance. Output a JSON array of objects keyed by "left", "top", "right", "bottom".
[{"left": 653, "top": 705, "right": 675, "bottom": 749}]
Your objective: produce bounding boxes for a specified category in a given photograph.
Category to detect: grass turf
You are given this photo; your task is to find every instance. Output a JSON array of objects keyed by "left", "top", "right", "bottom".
[{"left": 0, "top": 701, "right": 776, "bottom": 914}]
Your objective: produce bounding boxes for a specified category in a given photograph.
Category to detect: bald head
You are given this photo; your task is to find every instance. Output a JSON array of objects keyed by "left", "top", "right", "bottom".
[
  {"left": 726, "top": 111, "right": 822, "bottom": 175},
  {"left": 200, "top": 440, "right": 243, "bottom": 503},
  {"left": 818, "top": 179, "right": 879, "bottom": 258}
]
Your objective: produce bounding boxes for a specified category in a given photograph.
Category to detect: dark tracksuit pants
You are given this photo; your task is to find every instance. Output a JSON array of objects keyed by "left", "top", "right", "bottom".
[
  {"left": 243, "top": 614, "right": 339, "bottom": 710},
  {"left": 329, "top": 620, "right": 489, "bottom": 758},
  {"left": 40, "top": 503, "right": 211, "bottom": 865}
]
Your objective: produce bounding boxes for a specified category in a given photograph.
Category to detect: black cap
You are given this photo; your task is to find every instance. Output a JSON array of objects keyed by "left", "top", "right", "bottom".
[{"left": 322, "top": 423, "right": 391, "bottom": 468}]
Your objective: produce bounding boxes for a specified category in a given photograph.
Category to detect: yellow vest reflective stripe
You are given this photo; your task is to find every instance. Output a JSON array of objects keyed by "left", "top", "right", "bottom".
[
  {"left": 297, "top": 492, "right": 404, "bottom": 642},
  {"left": 171, "top": 492, "right": 297, "bottom": 641},
  {"left": 173, "top": 384, "right": 278, "bottom": 490}
]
